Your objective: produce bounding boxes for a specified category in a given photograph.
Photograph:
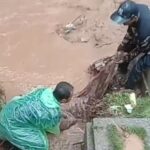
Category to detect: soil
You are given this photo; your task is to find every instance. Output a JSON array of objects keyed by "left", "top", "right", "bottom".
[{"left": 124, "top": 134, "right": 144, "bottom": 150}]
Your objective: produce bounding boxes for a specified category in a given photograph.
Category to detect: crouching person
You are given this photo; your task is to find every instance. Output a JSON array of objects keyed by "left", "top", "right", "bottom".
[{"left": 0, "top": 82, "right": 76, "bottom": 150}]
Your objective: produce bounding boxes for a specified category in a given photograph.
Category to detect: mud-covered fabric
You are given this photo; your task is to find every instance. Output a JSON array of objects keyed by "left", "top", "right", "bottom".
[{"left": 0, "top": 88, "right": 61, "bottom": 150}]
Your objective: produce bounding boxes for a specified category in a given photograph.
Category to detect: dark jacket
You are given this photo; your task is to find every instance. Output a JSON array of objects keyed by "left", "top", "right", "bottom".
[{"left": 118, "top": 4, "right": 150, "bottom": 54}]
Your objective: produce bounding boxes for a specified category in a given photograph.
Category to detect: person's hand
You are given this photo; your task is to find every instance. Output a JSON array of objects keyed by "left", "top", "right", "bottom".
[{"left": 60, "top": 111, "right": 77, "bottom": 131}]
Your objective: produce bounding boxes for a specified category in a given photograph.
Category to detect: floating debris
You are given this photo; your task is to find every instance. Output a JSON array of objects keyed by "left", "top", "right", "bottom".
[{"left": 64, "top": 23, "right": 76, "bottom": 34}]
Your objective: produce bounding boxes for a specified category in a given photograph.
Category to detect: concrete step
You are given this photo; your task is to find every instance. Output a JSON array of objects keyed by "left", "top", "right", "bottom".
[
  {"left": 92, "top": 119, "right": 112, "bottom": 150},
  {"left": 84, "top": 122, "right": 95, "bottom": 150},
  {"left": 85, "top": 118, "right": 150, "bottom": 150}
]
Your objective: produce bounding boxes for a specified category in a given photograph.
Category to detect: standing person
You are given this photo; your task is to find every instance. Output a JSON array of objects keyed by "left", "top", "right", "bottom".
[{"left": 111, "top": 0, "right": 150, "bottom": 89}]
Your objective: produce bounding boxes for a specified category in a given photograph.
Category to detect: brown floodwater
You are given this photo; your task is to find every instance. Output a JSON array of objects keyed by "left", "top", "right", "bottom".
[
  {"left": 0, "top": 0, "right": 114, "bottom": 100},
  {"left": 0, "top": 0, "right": 148, "bottom": 100}
]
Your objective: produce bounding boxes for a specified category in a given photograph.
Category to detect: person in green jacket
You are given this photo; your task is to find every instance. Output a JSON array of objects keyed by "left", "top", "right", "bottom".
[{"left": 0, "top": 81, "right": 74, "bottom": 150}]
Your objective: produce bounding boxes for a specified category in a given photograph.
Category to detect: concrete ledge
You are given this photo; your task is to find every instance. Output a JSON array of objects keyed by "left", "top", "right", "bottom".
[
  {"left": 93, "top": 118, "right": 150, "bottom": 150},
  {"left": 85, "top": 122, "right": 94, "bottom": 150},
  {"left": 85, "top": 118, "right": 150, "bottom": 150}
]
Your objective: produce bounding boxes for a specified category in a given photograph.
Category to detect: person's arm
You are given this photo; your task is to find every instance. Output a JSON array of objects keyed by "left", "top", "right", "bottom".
[
  {"left": 116, "top": 26, "right": 137, "bottom": 63},
  {"left": 36, "top": 107, "right": 62, "bottom": 135},
  {"left": 60, "top": 111, "right": 77, "bottom": 131},
  {"left": 117, "top": 26, "right": 136, "bottom": 53}
]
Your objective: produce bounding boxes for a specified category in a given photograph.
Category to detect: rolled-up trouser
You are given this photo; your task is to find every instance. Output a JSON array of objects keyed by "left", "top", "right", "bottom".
[{"left": 126, "top": 53, "right": 150, "bottom": 89}]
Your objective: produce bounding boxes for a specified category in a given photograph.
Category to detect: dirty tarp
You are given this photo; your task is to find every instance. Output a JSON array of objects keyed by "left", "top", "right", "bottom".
[{"left": 0, "top": 87, "right": 62, "bottom": 150}]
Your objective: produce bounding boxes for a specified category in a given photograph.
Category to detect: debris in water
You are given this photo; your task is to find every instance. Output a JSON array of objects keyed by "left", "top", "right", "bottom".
[
  {"left": 64, "top": 23, "right": 76, "bottom": 34},
  {"left": 80, "top": 37, "right": 89, "bottom": 43}
]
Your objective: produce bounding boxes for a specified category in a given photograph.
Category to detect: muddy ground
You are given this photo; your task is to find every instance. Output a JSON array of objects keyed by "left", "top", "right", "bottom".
[{"left": 0, "top": 0, "right": 149, "bottom": 150}]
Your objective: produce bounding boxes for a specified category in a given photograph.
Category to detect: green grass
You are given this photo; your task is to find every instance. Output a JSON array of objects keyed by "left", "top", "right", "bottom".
[
  {"left": 0, "top": 88, "right": 5, "bottom": 110},
  {"left": 106, "top": 92, "right": 131, "bottom": 107},
  {"left": 126, "top": 127, "right": 146, "bottom": 140},
  {"left": 107, "top": 125, "right": 124, "bottom": 150},
  {"left": 105, "top": 92, "right": 132, "bottom": 115},
  {"left": 129, "top": 97, "right": 150, "bottom": 118},
  {"left": 106, "top": 92, "right": 150, "bottom": 117},
  {"left": 0, "top": 98, "right": 5, "bottom": 111},
  {"left": 108, "top": 125, "right": 150, "bottom": 150}
]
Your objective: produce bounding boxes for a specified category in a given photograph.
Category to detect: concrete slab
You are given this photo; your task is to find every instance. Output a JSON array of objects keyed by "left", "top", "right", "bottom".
[
  {"left": 84, "top": 122, "right": 94, "bottom": 150},
  {"left": 92, "top": 118, "right": 150, "bottom": 150}
]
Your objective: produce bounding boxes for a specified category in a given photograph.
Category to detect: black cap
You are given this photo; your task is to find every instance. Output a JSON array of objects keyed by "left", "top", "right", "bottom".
[{"left": 111, "top": 0, "right": 139, "bottom": 24}]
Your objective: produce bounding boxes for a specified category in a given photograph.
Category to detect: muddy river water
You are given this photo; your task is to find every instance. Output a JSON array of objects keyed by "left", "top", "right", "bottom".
[
  {"left": 0, "top": 0, "right": 148, "bottom": 102},
  {"left": 0, "top": 0, "right": 116, "bottom": 100}
]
